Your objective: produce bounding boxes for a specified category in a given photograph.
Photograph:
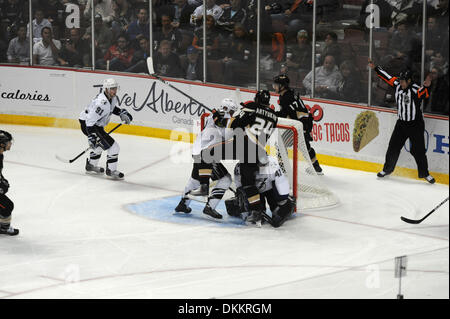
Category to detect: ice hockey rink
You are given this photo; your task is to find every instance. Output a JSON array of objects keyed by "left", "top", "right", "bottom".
[{"left": 0, "top": 123, "right": 448, "bottom": 299}]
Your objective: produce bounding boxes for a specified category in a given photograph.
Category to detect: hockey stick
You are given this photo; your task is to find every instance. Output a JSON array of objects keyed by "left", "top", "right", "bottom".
[
  {"left": 146, "top": 57, "right": 212, "bottom": 112},
  {"left": 400, "top": 197, "right": 449, "bottom": 224},
  {"left": 55, "top": 123, "right": 123, "bottom": 164}
]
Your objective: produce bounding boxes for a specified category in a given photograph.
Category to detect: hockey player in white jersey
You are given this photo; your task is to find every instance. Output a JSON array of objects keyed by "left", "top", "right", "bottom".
[
  {"left": 227, "top": 156, "right": 295, "bottom": 227},
  {"left": 174, "top": 98, "right": 237, "bottom": 219},
  {"left": 79, "top": 78, "right": 133, "bottom": 179}
]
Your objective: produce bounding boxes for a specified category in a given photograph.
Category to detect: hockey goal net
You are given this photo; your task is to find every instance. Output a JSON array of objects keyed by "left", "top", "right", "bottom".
[
  {"left": 200, "top": 114, "right": 339, "bottom": 211},
  {"left": 271, "top": 117, "right": 339, "bottom": 210}
]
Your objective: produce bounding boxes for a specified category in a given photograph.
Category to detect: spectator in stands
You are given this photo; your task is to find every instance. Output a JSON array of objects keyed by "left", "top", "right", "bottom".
[
  {"left": 264, "top": 0, "right": 312, "bottom": 38},
  {"left": 82, "top": 13, "right": 113, "bottom": 66},
  {"left": 57, "top": 28, "right": 89, "bottom": 67},
  {"left": 6, "top": 24, "right": 29, "bottom": 63},
  {"left": 32, "top": 26, "right": 61, "bottom": 66},
  {"left": 188, "top": 0, "right": 202, "bottom": 6},
  {"left": 434, "top": 0, "right": 449, "bottom": 27},
  {"left": 84, "top": 0, "right": 114, "bottom": 25},
  {"left": 245, "top": 0, "right": 273, "bottom": 39},
  {"left": 27, "top": 9, "right": 52, "bottom": 43},
  {"left": 285, "top": 29, "right": 312, "bottom": 72},
  {"left": 321, "top": 31, "right": 341, "bottom": 66},
  {"left": 124, "top": 36, "right": 151, "bottom": 73},
  {"left": 430, "top": 49, "right": 449, "bottom": 75},
  {"left": 154, "top": 14, "right": 183, "bottom": 53},
  {"left": 160, "top": 0, "right": 196, "bottom": 32},
  {"left": 425, "top": 16, "right": 444, "bottom": 58},
  {"left": 111, "top": 0, "right": 135, "bottom": 41},
  {"left": 126, "top": 7, "right": 150, "bottom": 49},
  {"left": 190, "top": 0, "right": 224, "bottom": 27},
  {"left": 191, "top": 15, "right": 221, "bottom": 59},
  {"left": 222, "top": 22, "right": 253, "bottom": 85},
  {"left": 0, "top": 27, "right": 7, "bottom": 62},
  {"left": 302, "top": 54, "right": 343, "bottom": 98},
  {"left": 424, "top": 66, "right": 449, "bottom": 115},
  {"left": 387, "top": 21, "right": 421, "bottom": 67},
  {"left": 181, "top": 45, "right": 203, "bottom": 80},
  {"left": 40, "top": 0, "right": 65, "bottom": 35},
  {"left": 100, "top": 33, "right": 135, "bottom": 71},
  {"left": 388, "top": 0, "right": 422, "bottom": 28},
  {"left": 217, "top": 0, "right": 247, "bottom": 36},
  {"left": 1, "top": 0, "right": 27, "bottom": 41},
  {"left": 152, "top": 39, "right": 183, "bottom": 77},
  {"left": 335, "top": 60, "right": 363, "bottom": 103}
]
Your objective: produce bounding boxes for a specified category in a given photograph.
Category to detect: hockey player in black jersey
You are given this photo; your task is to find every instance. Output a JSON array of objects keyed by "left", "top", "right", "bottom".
[
  {"left": 215, "top": 90, "right": 278, "bottom": 226},
  {"left": 0, "top": 130, "right": 19, "bottom": 236},
  {"left": 273, "top": 74, "right": 323, "bottom": 174}
]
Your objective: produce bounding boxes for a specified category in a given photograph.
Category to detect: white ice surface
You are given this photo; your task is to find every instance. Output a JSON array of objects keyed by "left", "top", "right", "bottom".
[{"left": 0, "top": 124, "right": 448, "bottom": 299}]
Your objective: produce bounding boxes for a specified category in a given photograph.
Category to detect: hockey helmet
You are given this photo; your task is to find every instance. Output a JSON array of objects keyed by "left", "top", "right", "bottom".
[
  {"left": 0, "top": 130, "right": 13, "bottom": 148},
  {"left": 273, "top": 74, "right": 290, "bottom": 90},
  {"left": 219, "top": 98, "right": 237, "bottom": 116},
  {"left": 102, "top": 78, "right": 119, "bottom": 90},
  {"left": 398, "top": 70, "right": 413, "bottom": 81},
  {"left": 254, "top": 90, "right": 271, "bottom": 105}
]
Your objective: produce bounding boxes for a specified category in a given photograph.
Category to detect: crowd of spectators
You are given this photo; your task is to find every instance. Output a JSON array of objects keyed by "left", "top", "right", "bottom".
[{"left": 0, "top": 0, "right": 448, "bottom": 115}]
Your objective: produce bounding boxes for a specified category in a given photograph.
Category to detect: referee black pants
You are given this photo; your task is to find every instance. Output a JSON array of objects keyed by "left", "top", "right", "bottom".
[{"left": 383, "top": 119, "right": 429, "bottom": 178}]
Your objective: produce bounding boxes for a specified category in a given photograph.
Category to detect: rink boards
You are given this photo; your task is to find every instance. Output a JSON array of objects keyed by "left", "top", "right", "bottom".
[{"left": 0, "top": 65, "right": 448, "bottom": 184}]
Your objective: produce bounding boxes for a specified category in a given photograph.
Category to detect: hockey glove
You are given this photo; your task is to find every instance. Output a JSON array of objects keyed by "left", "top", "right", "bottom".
[
  {"left": 119, "top": 109, "right": 133, "bottom": 124},
  {"left": 87, "top": 133, "right": 98, "bottom": 149},
  {"left": 0, "top": 177, "right": 9, "bottom": 195},
  {"left": 212, "top": 109, "right": 226, "bottom": 127}
]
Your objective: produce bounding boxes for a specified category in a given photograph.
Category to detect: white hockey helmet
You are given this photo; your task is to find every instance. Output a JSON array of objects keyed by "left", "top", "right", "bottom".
[
  {"left": 219, "top": 98, "right": 237, "bottom": 116},
  {"left": 102, "top": 78, "right": 119, "bottom": 91}
]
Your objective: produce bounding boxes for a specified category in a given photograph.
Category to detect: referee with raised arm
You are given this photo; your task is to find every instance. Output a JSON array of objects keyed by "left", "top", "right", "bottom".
[{"left": 368, "top": 59, "right": 435, "bottom": 184}]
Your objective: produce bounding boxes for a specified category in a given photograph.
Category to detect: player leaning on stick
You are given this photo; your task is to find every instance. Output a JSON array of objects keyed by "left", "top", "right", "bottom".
[
  {"left": 79, "top": 78, "right": 133, "bottom": 179},
  {"left": 0, "top": 130, "right": 19, "bottom": 236},
  {"left": 272, "top": 74, "right": 323, "bottom": 175},
  {"left": 174, "top": 98, "right": 236, "bottom": 219},
  {"left": 368, "top": 59, "right": 435, "bottom": 184}
]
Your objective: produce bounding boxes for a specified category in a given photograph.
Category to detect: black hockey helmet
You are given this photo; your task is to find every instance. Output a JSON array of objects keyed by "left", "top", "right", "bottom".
[
  {"left": 0, "top": 130, "right": 12, "bottom": 148},
  {"left": 273, "top": 74, "right": 290, "bottom": 89},
  {"left": 254, "top": 89, "right": 271, "bottom": 105},
  {"left": 398, "top": 69, "right": 413, "bottom": 81}
]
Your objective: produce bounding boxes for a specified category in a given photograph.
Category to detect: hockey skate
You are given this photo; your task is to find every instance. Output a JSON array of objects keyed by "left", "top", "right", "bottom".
[
  {"left": 0, "top": 226, "right": 19, "bottom": 236},
  {"left": 106, "top": 168, "right": 124, "bottom": 180},
  {"left": 313, "top": 161, "right": 324, "bottom": 175},
  {"left": 85, "top": 159, "right": 105, "bottom": 174},
  {"left": 377, "top": 171, "right": 390, "bottom": 178},
  {"left": 424, "top": 175, "right": 436, "bottom": 184},
  {"left": 175, "top": 198, "right": 192, "bottom": 214},
  {"left": 245, "top": 210, "right": 262, "bottom": 228},
  {"left": 189, "top": 184, "right": 209, "bottom": 197},
  {"left": 203, "top": 204, "right": 223, "bottom": 219}
]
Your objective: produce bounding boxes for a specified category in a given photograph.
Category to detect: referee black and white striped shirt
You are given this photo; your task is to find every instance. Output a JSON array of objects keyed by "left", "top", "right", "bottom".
[{"left": 375, "top": 66, "right": 430, "bottom": 122}]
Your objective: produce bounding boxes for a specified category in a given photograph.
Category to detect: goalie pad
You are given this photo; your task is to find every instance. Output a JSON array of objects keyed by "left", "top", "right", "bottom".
[
  {"left": 270, "top": 196, "right": 295, "bottom": 228},
  {"left": 225, "top": 187, "right": 250, "bottom": 218}
]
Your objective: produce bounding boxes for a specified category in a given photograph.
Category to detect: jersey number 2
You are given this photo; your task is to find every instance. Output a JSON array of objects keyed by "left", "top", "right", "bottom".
[{"left": 249, "top": 118, "right": 274, "bottom": 136}]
